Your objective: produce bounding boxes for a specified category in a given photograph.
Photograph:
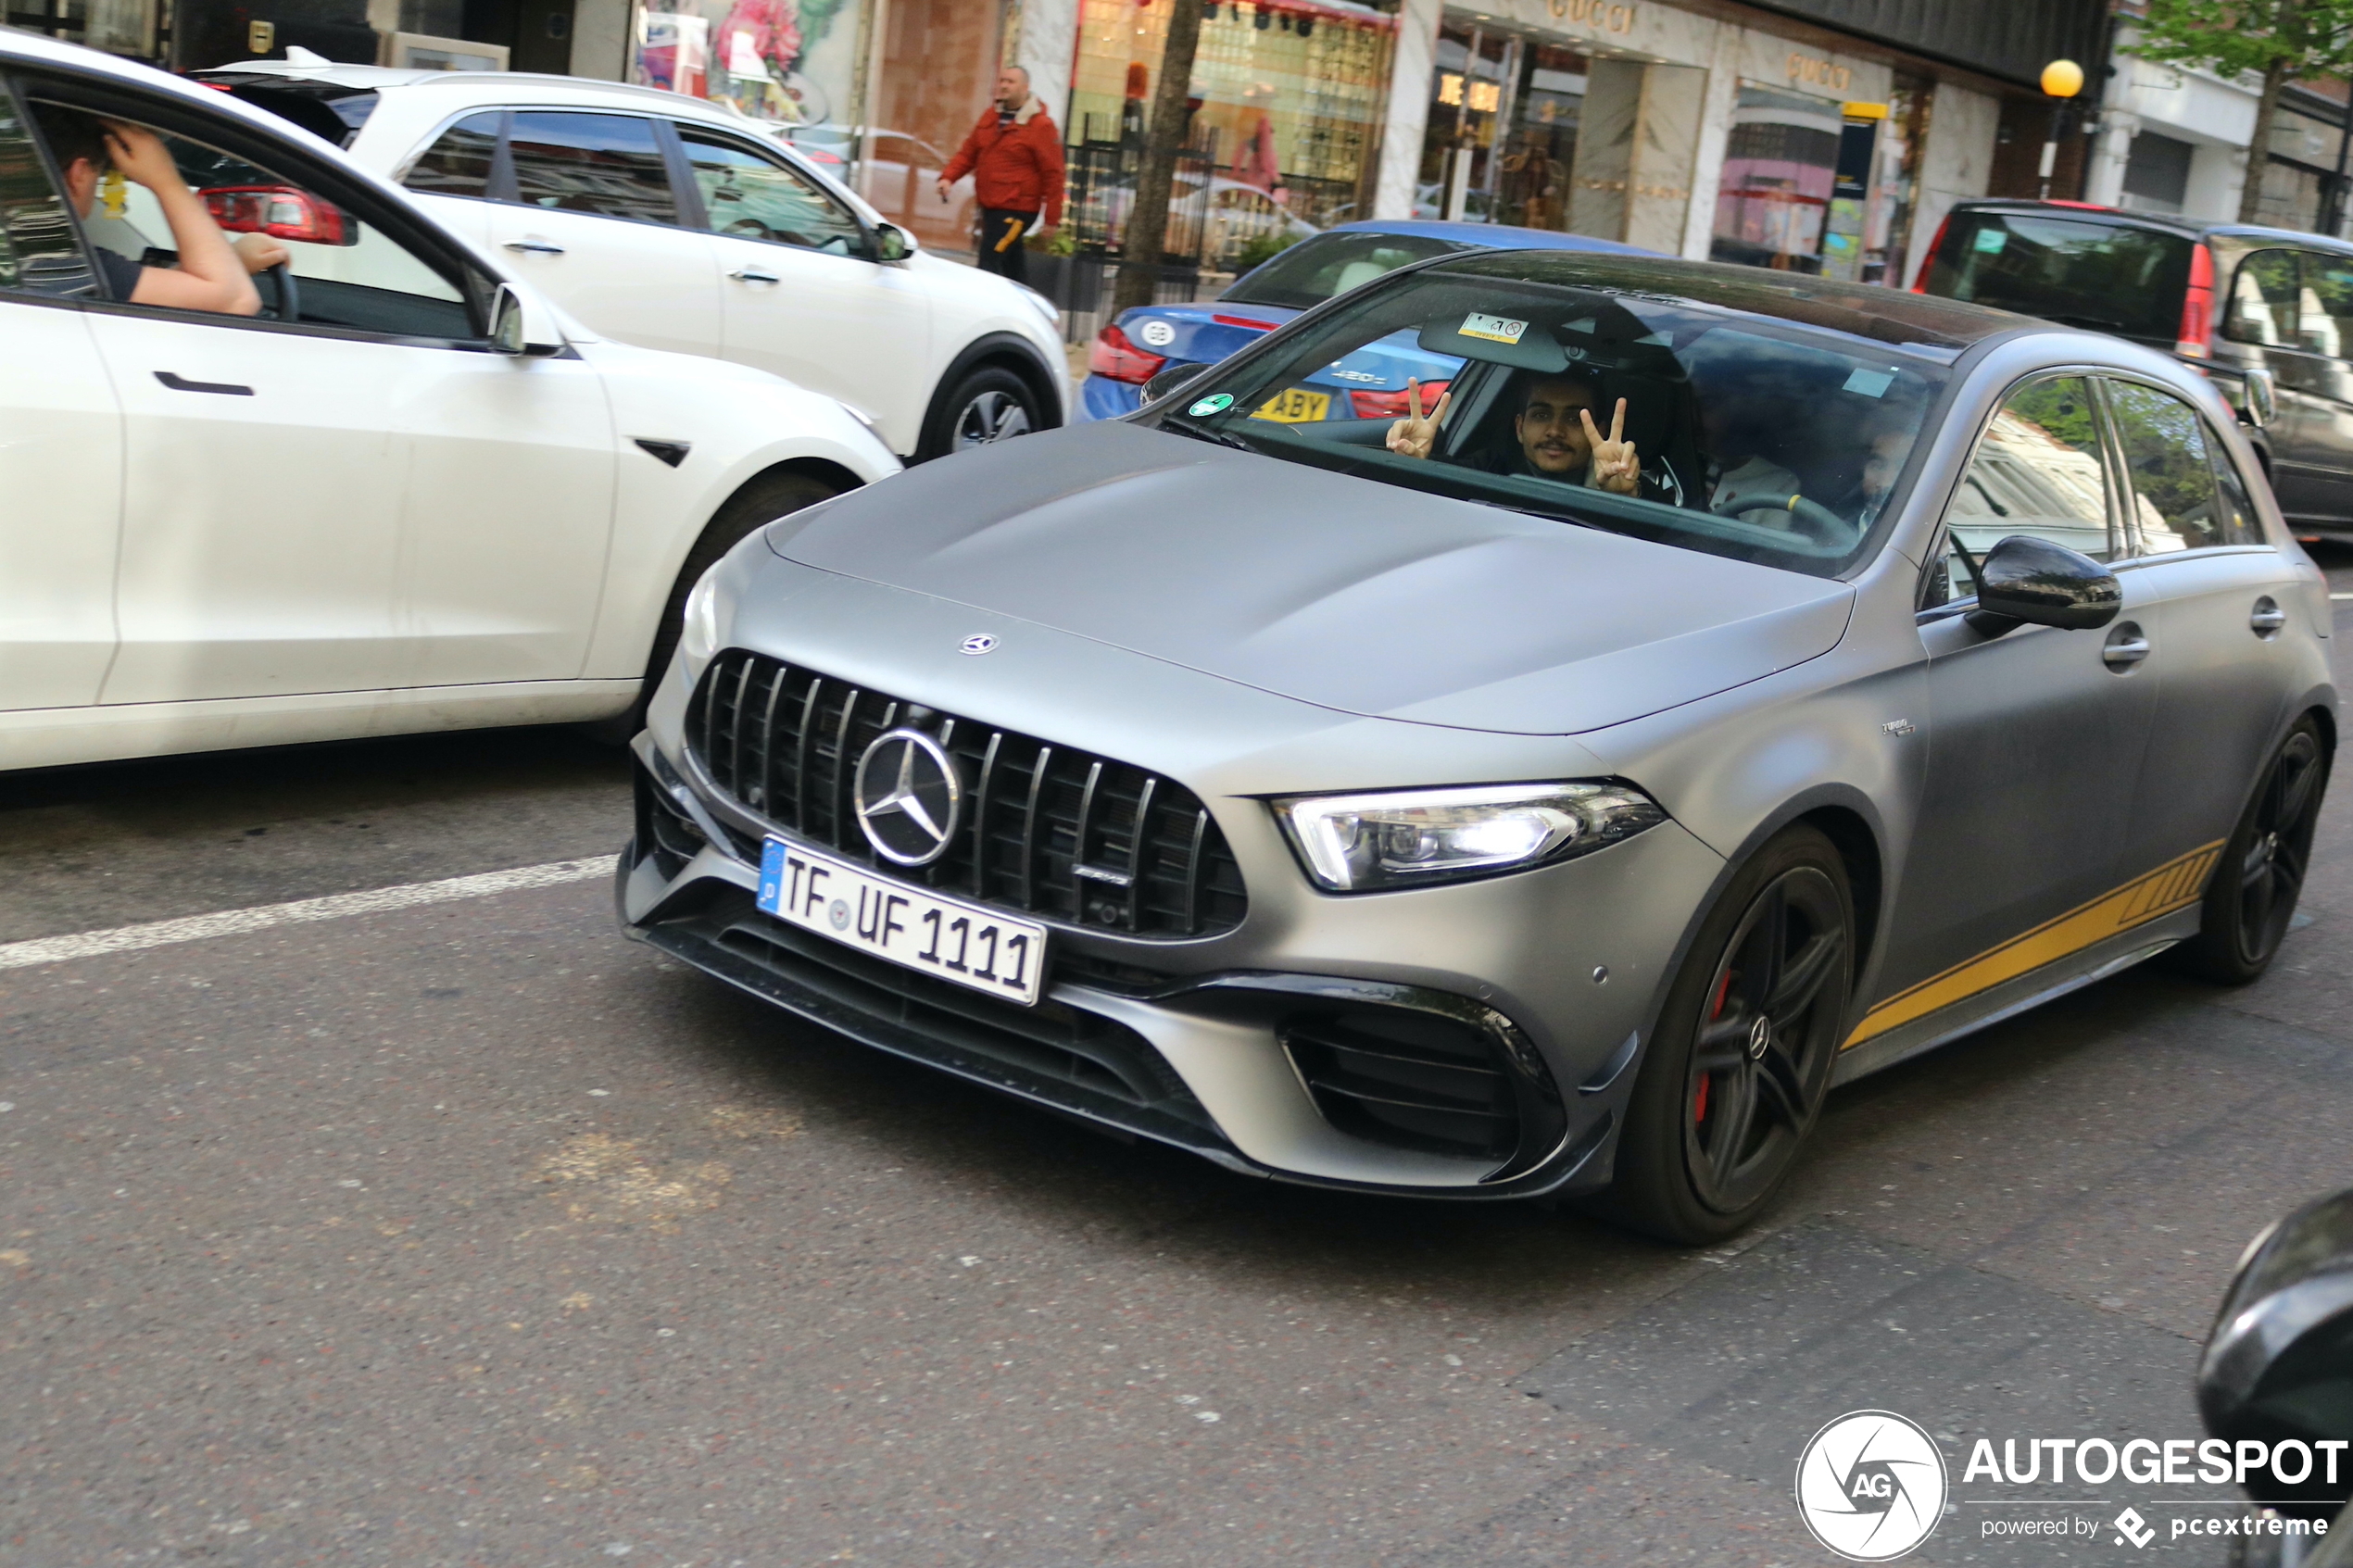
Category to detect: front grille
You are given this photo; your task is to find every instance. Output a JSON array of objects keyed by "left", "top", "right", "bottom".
[
  {"left": 1283, "top": 1008, "right": 1525, "bottom": 1162},
  {"left": 689, "top": 649, "right": 1247, "bottom": 938}
]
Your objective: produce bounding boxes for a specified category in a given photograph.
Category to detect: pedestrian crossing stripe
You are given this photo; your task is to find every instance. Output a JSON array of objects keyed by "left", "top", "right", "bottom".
[{"left": 1842, "top": 840, "right": 2224, "bottom": 1049}]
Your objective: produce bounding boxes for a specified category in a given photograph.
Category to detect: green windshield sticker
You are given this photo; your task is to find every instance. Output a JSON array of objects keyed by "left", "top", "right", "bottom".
[
  {"left": 1972, "top": 227, "right": 2008, "bottom": 255},
  {"left": 1188, "top": 393, "right": 1235, "bottom": 416}
]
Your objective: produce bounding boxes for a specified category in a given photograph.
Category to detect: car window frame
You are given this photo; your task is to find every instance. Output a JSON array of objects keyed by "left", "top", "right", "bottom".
[
  {"left": 669, "top": 120, "right": 877, "bottom": 262},
  {"left": 2097, "top": 369, "right": 2279, "bottom": 563},
  {"left": 0, "top": 73, "right": 104, "bottom": 312},
  {"left": 1916, "top": 366, "right": 2125, "bottom": 619},
  {"left": 485, "top": 105, "right": 694, "bottom": 230},
  {"left": 2222, "top": 247, "right": 2304, "bottom": 351},
  {"left": 393, "top": 105, "right": 512, "bottom": 204},
  {"left": 11, "top": 64, "right": 506, "bottom": 352}
]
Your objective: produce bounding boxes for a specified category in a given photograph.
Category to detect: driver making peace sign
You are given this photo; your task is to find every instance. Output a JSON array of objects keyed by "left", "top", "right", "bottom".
[{"left": 1384, "top": 373, "right": 1643, "bottom": 496}]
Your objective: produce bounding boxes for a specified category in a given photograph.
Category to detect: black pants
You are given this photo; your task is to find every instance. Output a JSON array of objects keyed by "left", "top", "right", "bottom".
[{"left": 975, "top": 207, "right": 1037, "bottom": 284}]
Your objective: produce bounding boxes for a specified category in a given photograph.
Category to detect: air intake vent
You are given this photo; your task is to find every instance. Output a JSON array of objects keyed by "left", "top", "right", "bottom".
[
  {"left": 1284, "top": 1008, "right": 1523, "bottom": 1161},
  {"left": 688, "top": 649, "right": 1247, "bottom": 938}
]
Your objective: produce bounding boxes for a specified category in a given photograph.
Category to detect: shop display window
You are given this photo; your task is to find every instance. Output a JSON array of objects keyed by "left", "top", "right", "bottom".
[
  {"left": 1710, "top": 82, "right": 1844, "bottom": 273},
  {"left": 631, "top": 0, "right": 865, "bottom": 128},
  {"left": 1065, "top": 0, "right": 1401, "bottom": 270},
  {"left": 1415, "top": 21, "right": 1588, "bottom": 233}
]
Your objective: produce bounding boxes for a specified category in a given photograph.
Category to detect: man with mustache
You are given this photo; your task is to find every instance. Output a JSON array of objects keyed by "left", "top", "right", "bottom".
[{"left": 1385, "top": 373, "right": 1642, "bottom": 495}]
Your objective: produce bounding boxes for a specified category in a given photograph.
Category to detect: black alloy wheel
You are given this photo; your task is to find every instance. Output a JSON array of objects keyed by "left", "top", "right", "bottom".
[
  {"left": 2171, "top": 716, "right": 2331, "bottom": 984},
  {"left": 1602, "top": 825, "right": 1854, "bottom": 1245}
]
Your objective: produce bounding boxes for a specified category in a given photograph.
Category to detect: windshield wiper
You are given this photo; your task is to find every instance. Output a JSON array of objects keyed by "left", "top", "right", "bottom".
[{"left": 1160, "top": 420, "right": 1256, "bottom": 453}]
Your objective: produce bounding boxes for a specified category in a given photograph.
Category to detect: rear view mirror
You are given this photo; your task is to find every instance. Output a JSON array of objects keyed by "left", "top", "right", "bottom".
[
  {"left": 873, "top": 223, "right": 912, "bottom": 263},
  {"left": 2198, "top": 1186, "right": 2353, "bottom": 1517},
  {"left": 486, "top": 282, "right": 561, "bottom": 357},
  {"left": 2244, "top": 365, "right": 2279, "bottom": 428},
  {"left": 1965, "top": 534, "right": 2121, "bottom": 634},
  {"left": 200, "top": 185, "right": 355, "bottom": 245},
  {"left": 1140, "top": 365, "right": 1202, "bottom": 407}
]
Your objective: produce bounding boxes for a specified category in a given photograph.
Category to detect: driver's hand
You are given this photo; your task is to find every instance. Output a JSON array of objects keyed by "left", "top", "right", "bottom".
[
  {"left": 1385, "top": 379, "right": 1450, "bottom": 461},
  {"left": 232, "top": 233, "right": 290, "bottom": 273},
  {"left": 1581, "top": 398, "right": 1640, "bottom": 495},
  {"left": 98, "top": 121, "right": 182, "bottom": 192}
]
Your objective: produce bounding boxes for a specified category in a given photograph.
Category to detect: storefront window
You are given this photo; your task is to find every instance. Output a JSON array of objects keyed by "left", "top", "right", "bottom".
[
  {"left": 1865, "top": 74, "right": 1929, "bottom": 287},
  {"left": 1711, "top": 83, "right": 1844, "bottom": 273},
  {"left": 1065, "top": 0, "right": 1401, "bottom": 270},
  {"left": 631, "top": 0, "right": 868, "bottom": 127},
  {"left": 1415, "top": 21, "right": 1587, "bottom": 231}
]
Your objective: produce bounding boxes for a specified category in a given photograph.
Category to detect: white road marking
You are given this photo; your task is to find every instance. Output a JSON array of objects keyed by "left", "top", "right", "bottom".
[
  {"left": 2333, "top": 592, "right": 2353, "bottom": 599},
  {"left": 0, "top": 855, "right": 617, "bottom": 972}
]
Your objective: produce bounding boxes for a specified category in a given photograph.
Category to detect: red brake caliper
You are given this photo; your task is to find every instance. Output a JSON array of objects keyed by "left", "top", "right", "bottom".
[{"left": 1696, "top": 968, "right": 1733, "bottom": 1124}]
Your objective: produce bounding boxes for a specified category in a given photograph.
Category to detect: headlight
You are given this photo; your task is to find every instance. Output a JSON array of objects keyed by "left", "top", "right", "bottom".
[
  {"left": 676, "top": 566, "right": 724, "bottom": 672},
  {"left": 1272, "top": 782, "right": 1667, "bottom": 893}
]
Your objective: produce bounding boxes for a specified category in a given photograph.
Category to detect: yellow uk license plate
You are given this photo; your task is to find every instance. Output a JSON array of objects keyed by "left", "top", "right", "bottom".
[{"left": 1252, "top": 386, "right": 1331, "bottom": 423}]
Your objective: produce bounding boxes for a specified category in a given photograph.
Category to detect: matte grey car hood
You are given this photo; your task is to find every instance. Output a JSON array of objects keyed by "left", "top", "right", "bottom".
[{"left": 775, "top": 423, "right": 1854, "bottom": 736}]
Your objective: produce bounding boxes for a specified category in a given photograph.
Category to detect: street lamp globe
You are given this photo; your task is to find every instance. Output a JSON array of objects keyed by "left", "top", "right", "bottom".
[{"left": 2041, "top": 58, "right": 2084, "bottom": 98}]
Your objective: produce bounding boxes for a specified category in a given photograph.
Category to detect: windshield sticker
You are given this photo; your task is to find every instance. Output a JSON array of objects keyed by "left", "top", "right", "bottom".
[
  {"left": 1188, "top": 393, "right": 1235, "bottom": 416},
  {"left": 1972, "top": 227, "right": 2008, "bottom": 255},
  {"left": 1460, "top": 312, "right": 1529, "bottom": 345},
  {"left": 1843, "top": 368, "right": 1895, "bottom": 397}
]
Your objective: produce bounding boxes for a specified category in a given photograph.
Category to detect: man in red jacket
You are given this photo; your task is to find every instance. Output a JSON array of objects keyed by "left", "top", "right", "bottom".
[{"left": 938, "top": 65, "right": 1064, "bottom": 286}]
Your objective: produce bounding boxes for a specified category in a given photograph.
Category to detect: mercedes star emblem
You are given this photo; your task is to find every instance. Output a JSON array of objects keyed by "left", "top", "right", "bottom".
[
  {"left": 960, "top": 633, "right": 998, "bottom": 656},
  {"left": 852, "top": 728, "right": 963, "bottom": 866}
]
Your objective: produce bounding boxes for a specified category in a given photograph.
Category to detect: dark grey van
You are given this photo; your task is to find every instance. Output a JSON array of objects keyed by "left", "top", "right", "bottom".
[{"left": 1917, "top": 198, "right": 2353, "bottom": 534}]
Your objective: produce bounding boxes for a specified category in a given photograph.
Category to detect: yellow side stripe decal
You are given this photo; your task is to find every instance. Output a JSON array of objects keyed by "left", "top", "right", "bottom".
[{"left": 1842, "top": 840, "right": 2224, "bottom": 1049}]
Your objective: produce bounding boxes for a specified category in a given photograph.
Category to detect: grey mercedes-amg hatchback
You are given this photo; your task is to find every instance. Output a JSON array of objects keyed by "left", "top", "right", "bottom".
[{"left": 618, "top": 250, "right": 2335, "bottom": 1243}]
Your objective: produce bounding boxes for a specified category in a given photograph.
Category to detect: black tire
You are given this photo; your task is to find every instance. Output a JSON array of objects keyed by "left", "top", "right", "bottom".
[
  {"left": 1601, "top": 824, "right": 1855, "bottom": 1246},
  {"left": 579, "top": 469, "right": 840, "bottom": 746},
  {"left": 916, "top": 364, "right": 1041, "bottom": 462},
  {"left": 2168, "top": 716, "right": 2330, "bottom": 984}
]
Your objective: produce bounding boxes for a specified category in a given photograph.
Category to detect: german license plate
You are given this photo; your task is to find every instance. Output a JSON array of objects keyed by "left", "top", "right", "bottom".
[
  {"left": 757, "top": 838, "right": 1047, "bottom": 1007},
  {"left": 1252, "top": 386, "right": 1331, "bottom": 422}
]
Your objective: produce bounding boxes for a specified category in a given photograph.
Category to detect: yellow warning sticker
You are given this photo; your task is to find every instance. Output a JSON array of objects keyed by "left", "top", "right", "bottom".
[{"left": 1460, "top": 311, "right": 1529, "bottom": 345}]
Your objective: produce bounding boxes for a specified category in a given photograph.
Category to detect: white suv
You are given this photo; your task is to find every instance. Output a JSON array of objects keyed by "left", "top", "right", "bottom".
[
  {"left": 202, "top": 63, "right": 1069, "bottom": 460},
  {"left": 0, "top": 32, "right": 897, "bottom": 771}
]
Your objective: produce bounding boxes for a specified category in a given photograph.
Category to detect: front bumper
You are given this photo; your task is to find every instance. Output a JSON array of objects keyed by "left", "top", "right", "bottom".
[{"left": 617, "top": 724, "right": 1723, "bottom": 1198}]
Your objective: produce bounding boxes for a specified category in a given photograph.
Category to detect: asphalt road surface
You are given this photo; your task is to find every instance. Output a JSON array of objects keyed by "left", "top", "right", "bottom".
[{"left": 5, "top": 549, "right": 2350, "bottom": 1568}]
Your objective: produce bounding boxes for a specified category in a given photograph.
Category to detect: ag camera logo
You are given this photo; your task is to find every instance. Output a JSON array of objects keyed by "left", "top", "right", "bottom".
[{"left": 1795, "top": 1411, "right": 1948, "bottom": 1561}]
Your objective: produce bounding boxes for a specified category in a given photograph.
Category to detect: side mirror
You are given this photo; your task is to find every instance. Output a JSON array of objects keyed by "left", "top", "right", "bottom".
[
  {"left": 1140, "top": 365, "right": 1202, "bottom": 408},
  {"left": 486, "top": 282, "right": 561, "bottom": 357},
  {"left": 2245, "top": 365, "right": 2279, "bottom": 428},
  {"left": 1964, "top": 534, "right": 2121, "bottom": 635},
  {"left": 873, "top": 223, "right": 912, "bottom": 263},
  {"left": 2198, "top": 1187, "right": 2353, "bottom": 1518}
]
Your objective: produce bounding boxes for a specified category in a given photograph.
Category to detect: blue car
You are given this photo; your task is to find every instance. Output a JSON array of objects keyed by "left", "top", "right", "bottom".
[{"left": 1078, "top": 219, "right": 1655, "bottom": 424}]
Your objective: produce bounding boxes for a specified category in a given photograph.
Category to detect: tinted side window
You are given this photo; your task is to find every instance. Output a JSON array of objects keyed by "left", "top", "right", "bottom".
[
  {"left": 0, "top": 89, "right": 93, "bottom": 296},
  {"left": 2296, "top": 252, "right": 2353, "bottom": 360},
  {"left": 1941, "top": 376, "right": 2115, "bottom": 595},
  {"left": 680, "top": 131, "right": 862, "bottom": 255},
  {"left": 404, "top": 110, "right": 501, "bottom": 199},
  {"left": 509, "top": 112, "right": 676, "bottom": 225},
  {"left": 2209, "top": 440, "right": 2267, "bottom": 546},
  {"left": 2108, "top": 380, "right": 2225, "bottom": 553},
  {"left": 2225, "top": 250, "right": 2300, "bottom": 346}
]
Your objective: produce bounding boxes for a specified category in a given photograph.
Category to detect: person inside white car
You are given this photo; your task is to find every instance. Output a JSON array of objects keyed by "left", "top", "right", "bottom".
[{"left": 29, "top": 103, "right": 285, "bottom": 313}]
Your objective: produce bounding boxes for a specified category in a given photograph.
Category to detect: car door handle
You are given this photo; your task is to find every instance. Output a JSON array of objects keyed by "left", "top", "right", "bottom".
[
  {"left": 502, "top": 240, "right": 565, "bottom": 255},
  {"left": 2251, "top": 596, "right": 2287, "bottom": 635},
  {"left": 730, "top": 267, "right": 781, "bottom": 284},
  {"left": 155, "top": 370, "right": 253, "bottom": 396},
  {"left": 2102, "top": 621, "right": 2151, "bottom": 669}
]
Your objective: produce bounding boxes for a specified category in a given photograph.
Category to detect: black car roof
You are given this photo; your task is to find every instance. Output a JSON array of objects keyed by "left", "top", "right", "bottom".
[
  {"left": 1949, "top": 198, "right": 2353, "bottom": 256},
  {"left": 1432, "top": 247, "right": 2034, "bottom": 353}
]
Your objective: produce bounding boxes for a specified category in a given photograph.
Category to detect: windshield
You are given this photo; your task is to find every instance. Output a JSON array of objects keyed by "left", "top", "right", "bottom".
[
  {"left": 1922, "top": 212, "right": 2191, "bottom": 343},
  {"left": 1145, "top": 253, "right": 1955, "bottom": 578},
  {"left": 1222, "top": 231, "right": 1463, "bottom": 310}
]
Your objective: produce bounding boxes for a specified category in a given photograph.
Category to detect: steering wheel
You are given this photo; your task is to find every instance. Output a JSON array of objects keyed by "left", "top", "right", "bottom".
[
  {"left": 722, "top": 219, "right": 776, "bottom": 242},
  {"left": 1713, "top": 490, "right": 1856, "bottom": 544},
  {"left": 263, "top": 261, "right": 299, "bottom": 323}
]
